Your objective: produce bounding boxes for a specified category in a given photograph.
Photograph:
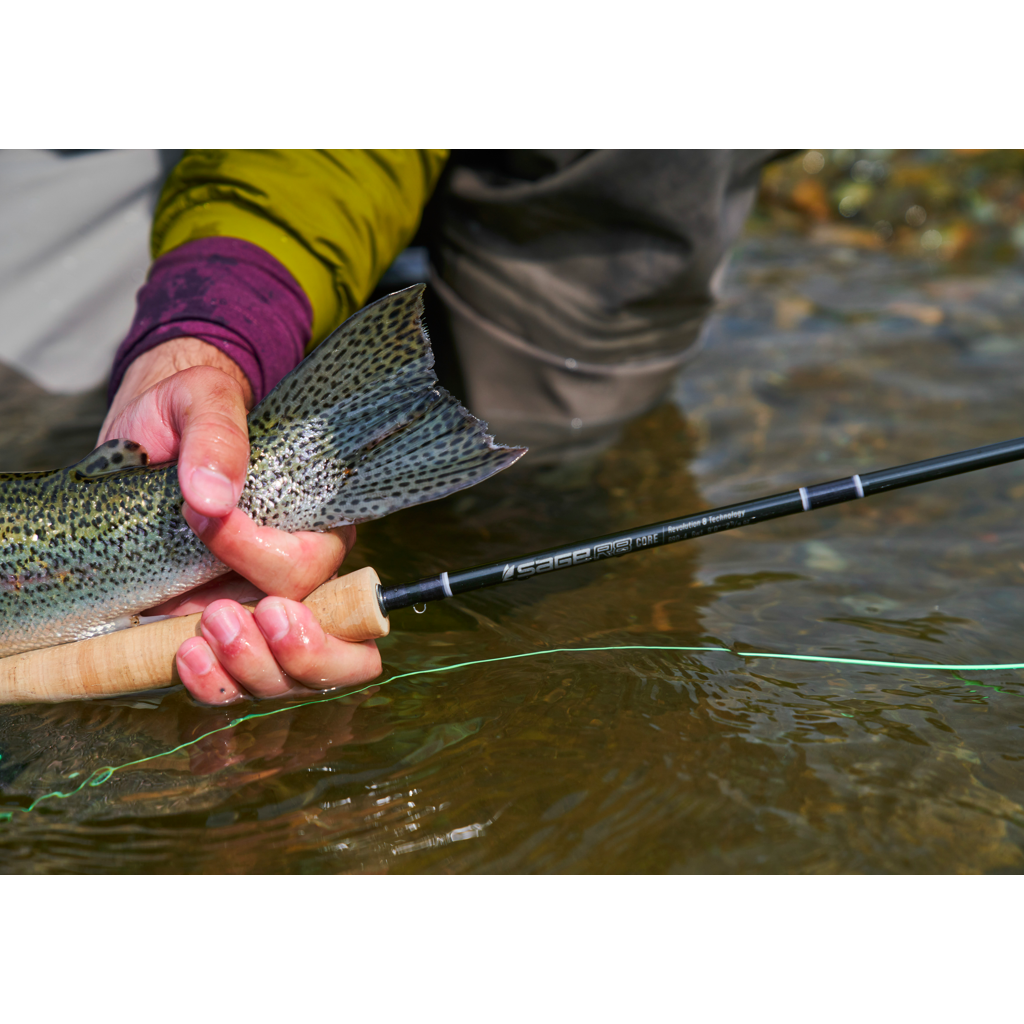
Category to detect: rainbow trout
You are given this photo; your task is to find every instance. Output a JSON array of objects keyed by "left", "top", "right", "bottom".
[{"left": 0, "top": 285, "right": 525, "bottom": 658}]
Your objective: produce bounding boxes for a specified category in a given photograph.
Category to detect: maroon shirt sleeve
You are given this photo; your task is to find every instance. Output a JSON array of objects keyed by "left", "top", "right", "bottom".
[{"left": 108, "top": 237, "right": 313, "bottom": 406}]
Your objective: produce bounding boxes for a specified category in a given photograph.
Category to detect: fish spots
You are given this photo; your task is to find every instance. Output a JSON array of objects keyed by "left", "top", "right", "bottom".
[{"left": 0, "top": 285, "right": 525, "bottom": 656}]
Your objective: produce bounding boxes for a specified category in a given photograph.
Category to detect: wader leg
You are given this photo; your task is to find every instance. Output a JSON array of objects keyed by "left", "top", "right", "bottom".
[{"left": 426, "top": 150, "right": 779, "bottom": 462}]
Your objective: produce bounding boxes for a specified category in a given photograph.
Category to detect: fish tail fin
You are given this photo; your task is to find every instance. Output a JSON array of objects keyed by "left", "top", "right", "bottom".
[{"left": 241, "top": 284, "right": 526, "bottom": 529}]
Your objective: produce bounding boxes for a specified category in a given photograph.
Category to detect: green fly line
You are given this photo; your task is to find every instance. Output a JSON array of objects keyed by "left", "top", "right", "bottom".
[{"left": 3, "top": 643, "right": 1024, "bottom": 822}]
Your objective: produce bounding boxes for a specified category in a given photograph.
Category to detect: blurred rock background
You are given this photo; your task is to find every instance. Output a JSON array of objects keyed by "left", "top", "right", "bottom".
[{"left": 754, "top": 149, "right": 1024, "bottom": 265}]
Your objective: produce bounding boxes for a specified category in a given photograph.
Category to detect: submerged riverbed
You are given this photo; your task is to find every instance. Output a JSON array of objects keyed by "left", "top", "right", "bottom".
[{"left": 3, "top": 229, "right": 1024, "bottom": 873}]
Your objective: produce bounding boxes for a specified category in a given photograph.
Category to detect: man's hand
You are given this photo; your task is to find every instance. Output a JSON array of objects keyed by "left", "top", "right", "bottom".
[
  {"left": 101, "top": 337, "right": 382, "bottom": 705},
  {"left": 102, "top": 336, "right": 254, "bottom": 517}
]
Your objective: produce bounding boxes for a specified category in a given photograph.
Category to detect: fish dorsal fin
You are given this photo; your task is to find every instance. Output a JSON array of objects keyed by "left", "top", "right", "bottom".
[{"left": 69, "top": 439, "right": 150, "bottom": 478}]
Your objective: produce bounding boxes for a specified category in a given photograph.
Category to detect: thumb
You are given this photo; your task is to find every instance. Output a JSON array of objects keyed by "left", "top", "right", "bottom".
[{"left": 165, "top": 366, "right": 251, "bottom": 518}]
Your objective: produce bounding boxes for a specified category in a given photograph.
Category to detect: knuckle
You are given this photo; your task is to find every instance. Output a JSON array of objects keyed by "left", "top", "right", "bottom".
[{"left": 180, "top": 363, "right": 242, "bottom": 395}]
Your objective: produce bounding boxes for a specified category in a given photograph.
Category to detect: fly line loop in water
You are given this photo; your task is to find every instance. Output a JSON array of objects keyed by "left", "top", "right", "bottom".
[{"left": 2, "top": 642, "right": 1023, "bottom": 822}]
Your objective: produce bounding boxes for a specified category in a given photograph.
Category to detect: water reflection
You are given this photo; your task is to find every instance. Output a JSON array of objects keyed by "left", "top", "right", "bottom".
[{"left": 4, "top": 229, "right": 1024, "bottom": 872}]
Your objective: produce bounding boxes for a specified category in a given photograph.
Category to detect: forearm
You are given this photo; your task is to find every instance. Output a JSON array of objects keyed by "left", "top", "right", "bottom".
[
  {"left": 152, "top": 149, "right": 449, "bottom": 348},
  {"left": 109, "top": 151, "right": 448, "bottom": 413},
  {"left": 107, "top": 236, "right": 311, "bottom": 408}
]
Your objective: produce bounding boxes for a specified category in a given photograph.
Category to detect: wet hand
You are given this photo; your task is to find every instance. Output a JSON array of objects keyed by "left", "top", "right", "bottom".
[
  {"left": 103, "top": 337, "right": 382, "bottom": 704},
  {"left": 101, "top": 336, "right": 253, "bottom": 518},
  {"left": 175, "top": 596, "right": 382, "bottom": 704},
  {"left": 162, "top": 513, "right": 382, "bottom": 704}
]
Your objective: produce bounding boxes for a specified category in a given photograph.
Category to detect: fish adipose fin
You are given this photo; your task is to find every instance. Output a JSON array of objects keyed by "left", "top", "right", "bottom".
[
  {"left": 242, "top": 284, "right": 527, "bottom": 529},
  {"left": 69, "top": 439, "right": 150, "bottom": 478}
]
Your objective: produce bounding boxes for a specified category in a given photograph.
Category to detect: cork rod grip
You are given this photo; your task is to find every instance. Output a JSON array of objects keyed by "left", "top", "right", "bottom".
[{"left": 0, "top": 566, "right": 390, "bottom": 704}]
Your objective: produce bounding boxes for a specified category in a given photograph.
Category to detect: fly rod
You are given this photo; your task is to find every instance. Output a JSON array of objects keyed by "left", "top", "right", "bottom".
[
  {"left": 376, "top": 434, "right": 1024, "bottom": 612},
  {"left": 1, "top": 434, "right": 1023, "bottom": 703}
]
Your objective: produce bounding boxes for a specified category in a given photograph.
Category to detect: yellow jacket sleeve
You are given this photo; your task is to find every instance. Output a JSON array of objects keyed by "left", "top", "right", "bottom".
[{"left": 152, "top": 149, "right": 449, "bottom": 348}]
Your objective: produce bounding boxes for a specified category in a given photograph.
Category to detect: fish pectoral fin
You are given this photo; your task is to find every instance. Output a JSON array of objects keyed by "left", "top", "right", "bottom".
[{"left": 68, "top": 439, "right": 151, "bottom": 478}]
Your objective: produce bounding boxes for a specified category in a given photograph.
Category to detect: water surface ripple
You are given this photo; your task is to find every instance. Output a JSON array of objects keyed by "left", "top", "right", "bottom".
[{"left": 3, "top": 234, "right": 1024, "bottom": 873}]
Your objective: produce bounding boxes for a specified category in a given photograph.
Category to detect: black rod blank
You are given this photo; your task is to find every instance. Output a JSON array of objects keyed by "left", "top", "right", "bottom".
[{"left": 378, "top": 435, "right": 1024, "bottom": 614}]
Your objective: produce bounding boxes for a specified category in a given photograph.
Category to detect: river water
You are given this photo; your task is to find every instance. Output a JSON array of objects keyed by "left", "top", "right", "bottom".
[{"left": 3, "top": 230, "right": 1024, "bottom": 873}]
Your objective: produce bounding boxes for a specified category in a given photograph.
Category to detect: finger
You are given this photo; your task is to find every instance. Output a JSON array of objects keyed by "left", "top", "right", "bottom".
[
  {"left": 176, "top": 636, "right": 247, "bottom": 705},
  {"left": 165, "top": 367, "right": 250, "bottom": 517},
  {"left": 197, "top": 599, "right": 301, "bottom": 700},
  {"left": 183, "top": 506, "right": 356, "bottom": 601},
  {"left": 253, "top": 597, "right": 382, "bottom": 690}
]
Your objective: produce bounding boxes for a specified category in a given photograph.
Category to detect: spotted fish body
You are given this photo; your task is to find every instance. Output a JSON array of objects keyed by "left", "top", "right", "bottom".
[{"left": 0, "top": 285, "right": 525, "bottom": 658}]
